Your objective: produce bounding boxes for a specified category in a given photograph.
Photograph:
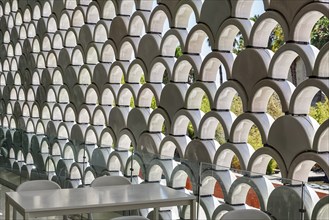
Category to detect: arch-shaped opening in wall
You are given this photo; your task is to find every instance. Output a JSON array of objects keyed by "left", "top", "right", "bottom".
[
  {"left": 59, "top": 11, "right": 71, "bottom": 30},
  {"left": 119, "top": 39, "right": 137, "bottom": 62},
  {"left": 71, "top": 7, "right": 85, "bottom": 27},
  {"left": 102, "top": 0, "right": 117, "bottom": 19},
  {"left": 108, "top": 62, "right": 126, "bottom": 84},
  {"left": 148, "top": 5, "right": 170, "bottom": 35},
  {"left": 86, "top": 2, "right": 100, "bottom": 24},
  {"left": 94, "top": 22, "right": 108, "bottom": 43},
  {"left": 137, "top": 85, "right": 160, "bottom": 109},
  {"left": 129, "top": 12, "right": 147, "bottom": 36},
  {"left": 42, "top": 1, "right": 52, "bottom": 17},
  {"left": 174, "top": 2, "right": 198, "bottom": 31},
  {"left": 101, "top": 86, "right": 117, "bottom": 106},
  {"left": 185, "top": 25, "right": 213, "bottom": 58},
  {"left": 118, "top": 0, "right": 136, "bottom": 16}
]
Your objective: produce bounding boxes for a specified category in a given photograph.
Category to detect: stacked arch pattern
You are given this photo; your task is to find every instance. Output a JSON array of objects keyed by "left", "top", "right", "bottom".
[{"left": 0, "top": 0, "right": 328, "bottom": 219}]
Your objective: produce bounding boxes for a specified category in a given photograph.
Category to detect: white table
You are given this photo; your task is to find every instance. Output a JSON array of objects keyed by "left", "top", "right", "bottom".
[{"left": 5, "top": 183, "right": 196, "bottom": 220}]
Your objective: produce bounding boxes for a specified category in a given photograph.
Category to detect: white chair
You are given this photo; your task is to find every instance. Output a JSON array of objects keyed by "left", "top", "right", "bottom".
[
  {"left": 15, "top": 180, "right": 67, "bottom": 219},
  {"left": 221, "top": 209, "right": 272, "bottom": 220},
  {"left": 89, "top": 175, "right": 146, "bottom": 220}
]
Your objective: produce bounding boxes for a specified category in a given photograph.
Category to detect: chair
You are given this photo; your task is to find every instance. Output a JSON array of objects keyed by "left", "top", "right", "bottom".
[
  {"left": 89, "top": 175, "right": 146, "bottom": 220},
  {"left": 221, "top": 209, "right": 272, "bottom": 220},
  {"left": 15, "top": 180, "right": 67, "bottom": 219}
]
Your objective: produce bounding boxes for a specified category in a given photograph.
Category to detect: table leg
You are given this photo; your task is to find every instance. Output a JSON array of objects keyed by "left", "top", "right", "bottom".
[
  {"left": 5, "top": 195, "right": 10, "bottom": 220},
  {"left": 190, "top": 200, "right": 196, "bottom": 220},
  {"left": 154, "top": 207, "right": 159, "bottom": 220}
]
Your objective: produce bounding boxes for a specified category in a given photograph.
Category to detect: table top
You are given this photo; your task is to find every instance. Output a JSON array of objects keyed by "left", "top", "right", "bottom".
[{"left": 6, "top": 183, "right": 195, "bottom": 213}]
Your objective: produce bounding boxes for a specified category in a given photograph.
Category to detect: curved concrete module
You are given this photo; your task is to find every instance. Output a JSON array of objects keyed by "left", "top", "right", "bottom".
[
  {"left": 32, "top": 2, "right": 42, "bottom": 20},
  {"left": 92, "top": 105, "right": 109, "bottom": 126},
  {"left": 146, "top": 157, "right": 178, "bottom": 183},
  {"left": 199, "top": 51, "right": 235, "bottom": 82},
  {"left": 137, "top": 33, "right": 161, "bottom": 70},
  {"left": 290, "top": 2, "right": 329, "bottom": 43},
  {"left": 100, "top": 83, "right": 119, "bottom": 105},
  {"left": 97, "top": 0, "right": 117, "bottom": 20},
  {"left": 230, "top": 112, "right": 274, "bottom": 144},
  {"left": 107, "top": 150, "right": 131, "bottom": 174},
  {"left": 136, "top": 83, "right": 162, "bottom": 108},
  {"left": 35, "top": 119, "right": 48, "bottom": 135},
  {"left": 35, "top": 52, "right": 46, "bottom": 68},
  {"left": 62, "top": 65, "right": 79, "bottom": 88},
  {"left": 147, "top": 56, "right": 174, "bottom": 83},
  {"left": 116, "top": 0, "right": 136, "bottom": 16},
  {"left": 69, "top": 161, "right": 88, "bottom": 183},
  {"left": 147, "top": 107, "right": 170, "bottom": 133},
  {"left": 58, "top": 121, "right": 75, "bottom": 140},
  {"left": 85, "top": 84, "right": 99, "bottom": 104},
  {"left": 85, "top": 124, "right": 103, "bottom": 145},
  {"left": 147, "top": 4, "right": 172, "bottom": 33},
  {"left": 200, "top": 196, "right": 222, "bottom": 220},
  {"left": 71, "top": 6, "right": 87, "bottom": 28},
  {"left": 247, "top": 146, "right": 288, "bottom": 178},
  {"left": 46, "top": 13, "right": 58, "bottom": 33},
  {"left": 51, "top": 103, "right": 65, "bottom": 121},
  {"left": 127, "top": 107, "right": 151, "bottom": 138},
  {"left": 2, "top": 86, "right": 11, "bottom": 103},
  {"left": 185, "top": 139, "right": 219, "bottom": 164},
  {"left": 85, "top": 1, "right": 100, "bottom": 24},
  {"left": 51, "top": 139, "right": 68, "bottom": 157},
  {"left": 109, "top": 106, "right": 130, "bottom": 141},
  {"left": 232, "top": 48, "right": 273, "bottom": 98},
  {"left": 126, "top": 59, "right": 147, "bottom": 83},
  {"left": 269, "top": 43, "right": 319, "bottom": 79},
  {"left": 22, "top": 101, "right": 32, "bottom": 117},
  {"left": 58, "top": 85, "right": 70, "bottom": 103},
  {"left": 312, "top": 196, "right": 329, "bottom": 220},
  {"left": 288, "top": 152, "right": 329, "bottom": 184},
  {"left": 27, "top": 22, "right": 37, "bottom": 39},
  {"left": 108, "top": 60, "right": 129, "bottom": 83},
  {"left": 46, "top": 49, "right": 60, "bottom": 68},
  {"left": 71, "top": 84, "right": 88, "bottom": 108},
  {"left": 169, "top": 162, "right": 198, "bottom": 194},
  {"left": 116, "top": 128, "right": 137, "bottom": 150},
  {"left": 171, "top": 108, "right": 203, "bottom": 138},
  {"left": 90, "top": 146, "right": 112, "bottom": 175},
  {"left": 56, "top": 158, "right": 75, "bottom": 182},
  {"left": 93, "top": 20, "right": 111, "bottom": 43},
  {"left": 185, "top": 23, "right": 215, "bottom": 54},
  {"left": 58, "top": 10, "right": 73, "bottom": 31},
  {"left": 77, "top": 104, "right": 95, "bottom": 124},
  {"left": 289, "top": 78, "right": 329, "bottom": 115},
  {"left": 214, "top": 80, "right": 248, "bottom": 112},
  {"left": 214, "top": 142, "right": 254, "bottom": 171},
  {"left": 229, "top": 176, "right": 274, "bottom": 211},
  {"left": 267, "top": 185, "right": 319, "bottom": 220},
  {"left": 82, "top": 166, "right": 96, "bottom": 185},
  {"left": 172, "top": 0, "right": 201, "bottom": 29},
  {"left": 46, "top": 85, "right": 60, "bottom": 103},
  {"left": 216, "top": 18, "right": 252, "bottom": 52},
  {"left": 62, "top": 141, "right": 76, "bottom": 160},
  {"left": 128, "top": 10, "right": 150, "bottom": 36},
  {"left": 200, "top": 169, "right": 236, "bottom": 200},
  {"left": 117, "top": 83, "right": 140, "bottom": 106},
  {"left": 63, "top": 103, "right": 77, "bottom": 122},
  {"left": 268, "top": 115, "right": 319, "bottom": 168},
  {"left": 109, "top": 15, "right": 129, "bottom": 47},
  {"left": 36, "top": 18, "right": 47, "bottom": 40},
  {"left": 124, "top": 152, "right": 146, "bottom": 178},
  {"left": 92, "top": 63, "right": 110, "bottom": 88},
  {"left": 51, "top": 67, "right": 64, "bottom": 85},
  {"left": 64, "top": 27, "right": 78, "bottom": 48},
  {"left": 85, "top": 43, "right": 102, "bottom": 65},
  {"left": 171, "top": 54, "right": 201, "bottom": 83},
  {"left": 185, "top": 82, "right": 216, "bottom": 109},
  {"left": 22, "top": 5, "right": 32, "bottom": 23},
  {"left": 212, "top": 204, "right": 250, "bottom": 220},
  {"left": 78, "top": 25, "right": 94, "bottom": 52},
  {"left": 6, "top": 42, "right": 14, "bottom": 57},
  {"left": 314, "top": 41, "right": 329, "bottom": 78},
  {"left": 198, "top": 110, "right": 236, "bottom": 140},
  {"left": 77, "top": 143, "right": 97, "bottom": 164},
  {"left": 313, "top": 119, "right": 329, "bottom": 152},
  {"left": 250, "top": 11, "right": 289, "bottom": 48},
  {"left": 57, "top": 48, "right": 71, "bottom": 70},
  {"left": 99, "top": 126, "right": 116, "bottom": 147},
  {"left": 100, "top": 39, "right": 117, "bottom": 63},
  {"left": 249, "top": 79, "right": 295, "bottom": 113},
  {"left": 137, "top": 132, "right": 163, "bottom": 155},
  {"left": 15, "top": 40, "right": 23, "bottom": 56},
  {"left": 71, "top": 45, "right": 84, "bottom": 65}
]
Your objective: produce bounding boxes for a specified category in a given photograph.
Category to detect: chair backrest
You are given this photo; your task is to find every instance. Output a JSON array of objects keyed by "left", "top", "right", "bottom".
[
  {"left": 91, "top": 176, "right": 131, "bottom": 187},
  {"left": 221, "top": 209, "right": 272, "bottom": 220},
  {"left": 17, "top": 180, "right": 61, "bottom": 192}
]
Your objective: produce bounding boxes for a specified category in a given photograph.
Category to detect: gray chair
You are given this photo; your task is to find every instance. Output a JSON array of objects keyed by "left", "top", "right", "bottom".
[
  {"left": 221, "top": 209, "right": 272, "bottom": 220},
  {"left": 89, "top": 175, "right": 146, "bottom": 220},
  {"left": 15, "top": 180, "right": 66, "bottom": 219}
]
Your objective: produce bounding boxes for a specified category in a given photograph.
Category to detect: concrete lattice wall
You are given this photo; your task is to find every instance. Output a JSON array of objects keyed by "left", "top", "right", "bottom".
[{"left": 0, "top": 0, "right": 328, "bottom": 219}]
